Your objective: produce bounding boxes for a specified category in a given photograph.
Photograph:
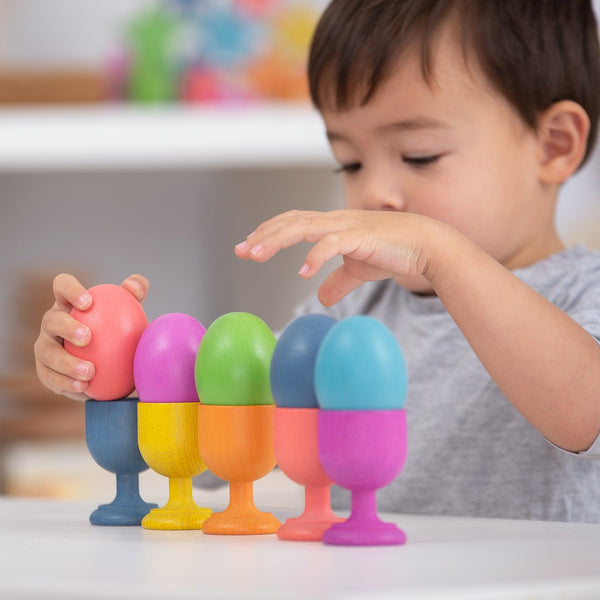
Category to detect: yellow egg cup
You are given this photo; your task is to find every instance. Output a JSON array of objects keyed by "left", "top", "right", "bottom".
[{"left": 138, "top": 402, "right": 212, "bottom": 530}]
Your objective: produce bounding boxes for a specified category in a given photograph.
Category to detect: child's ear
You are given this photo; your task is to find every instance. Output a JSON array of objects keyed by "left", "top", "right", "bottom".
[{"left": 537, "top": 100, "right": 590, "bottom": 184}]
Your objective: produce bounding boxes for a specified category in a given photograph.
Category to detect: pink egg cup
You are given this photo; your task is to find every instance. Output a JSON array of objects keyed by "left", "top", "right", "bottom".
[
  {"left": 273, "top": 407, "right": 344, "bottom": 541},
  {"left": 317, "top": 409, "right": 407, "bottom": 546}
]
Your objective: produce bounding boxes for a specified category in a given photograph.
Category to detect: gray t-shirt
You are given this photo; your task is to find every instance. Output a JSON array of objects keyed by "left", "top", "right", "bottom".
[{"left": 295, "top": 244, "right": 600, "bottom": 522}]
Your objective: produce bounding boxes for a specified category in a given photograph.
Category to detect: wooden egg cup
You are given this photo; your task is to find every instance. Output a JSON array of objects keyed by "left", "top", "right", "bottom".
[
  {"left": 198, "top": 404, "right": 280, "bottom": 535},
  {"left": 85, "top": 398, "right": 157, "bottom": 526},
  {"left": 317, "top": 409, "right": 407, "bottom": 546},
  {"left": 273, "top": 407, "right": 343, "bottom": 541},
  {"left": 137, "top": 402, "right": 211, "bottom": 530}
]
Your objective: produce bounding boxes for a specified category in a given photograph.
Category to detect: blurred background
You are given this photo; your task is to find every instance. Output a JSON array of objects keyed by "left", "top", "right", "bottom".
[{"left": 0, "top": 0, "right": 598, "bottom": 503}]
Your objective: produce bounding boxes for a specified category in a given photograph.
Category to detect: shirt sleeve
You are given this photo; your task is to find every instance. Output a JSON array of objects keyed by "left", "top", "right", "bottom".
[
  {"left": 546, "top": 431, "right": 600, "bottom": 460},
  {"left": 543, "top": 328, "right": 600, "bottom": 460}
]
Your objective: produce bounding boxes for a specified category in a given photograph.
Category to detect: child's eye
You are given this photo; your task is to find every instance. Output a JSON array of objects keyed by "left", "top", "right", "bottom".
[
  {"left": 334, "top": 162, "right": 362, "bottom": 175},
  {"left": 403, "top": 155, "right": 442, "bottom": 168}
]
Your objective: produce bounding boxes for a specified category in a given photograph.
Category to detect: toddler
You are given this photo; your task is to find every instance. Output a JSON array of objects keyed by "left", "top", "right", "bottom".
[
  {"left": 36, "top": 0, "right": 600, "bottom": 522},
  {"left": 235, "top": 0, "right": 600, "bottom": 522}
]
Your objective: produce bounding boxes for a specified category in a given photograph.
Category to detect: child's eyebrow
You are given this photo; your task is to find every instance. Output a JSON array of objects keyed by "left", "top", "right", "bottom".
[
  {"left": 326, "top": 117, "right": 450, "bottom": 143},
  {"left": 376, "top": 117, "right": 450, "bottom": 134}
]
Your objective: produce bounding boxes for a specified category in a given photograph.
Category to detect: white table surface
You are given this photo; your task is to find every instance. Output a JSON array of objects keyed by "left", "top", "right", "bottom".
[{"left": 1, "top": 497, "right": 600, "bottom": 600}]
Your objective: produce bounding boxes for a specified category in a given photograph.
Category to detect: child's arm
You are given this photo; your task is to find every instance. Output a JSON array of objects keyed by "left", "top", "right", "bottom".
[
  {"left": 235, "top": 209, "right": 600, "bottom": 453},
  {"left": 34, "top": 273, "right": 149, "bottom": 401}
]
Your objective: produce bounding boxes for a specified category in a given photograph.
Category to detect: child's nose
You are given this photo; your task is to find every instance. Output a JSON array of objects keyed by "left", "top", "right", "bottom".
[{"left": 362, "top": 184, "right": 405, "bottom": 212}]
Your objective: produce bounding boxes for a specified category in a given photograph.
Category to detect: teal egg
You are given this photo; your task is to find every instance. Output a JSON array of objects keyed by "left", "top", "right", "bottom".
[{"left": 314, "top": 316, "right": 408, "bottom": 410}]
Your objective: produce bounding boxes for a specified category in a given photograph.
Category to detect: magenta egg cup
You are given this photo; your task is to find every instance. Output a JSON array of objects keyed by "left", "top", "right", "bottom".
[{"left": 317, "top": 409, "right": 407, "bottom": 546}]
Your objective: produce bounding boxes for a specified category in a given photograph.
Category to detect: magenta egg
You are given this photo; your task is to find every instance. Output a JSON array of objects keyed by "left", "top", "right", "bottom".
[{"left": 134, "top": 313, "right": 206, "bottom": 403}]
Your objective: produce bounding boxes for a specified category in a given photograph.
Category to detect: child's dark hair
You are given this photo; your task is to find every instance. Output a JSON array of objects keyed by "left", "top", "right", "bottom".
[{"left": 308, "top": 0, "right": 600, "bottom": 166}]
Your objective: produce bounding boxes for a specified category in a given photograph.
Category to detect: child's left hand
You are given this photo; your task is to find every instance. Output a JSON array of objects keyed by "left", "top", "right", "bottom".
[{"left": 234, "top": 209, "right": 450, "bottom": 305}]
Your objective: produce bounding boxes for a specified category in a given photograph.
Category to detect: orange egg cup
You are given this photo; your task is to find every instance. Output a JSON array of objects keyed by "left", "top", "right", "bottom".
[
  {"left": 198, "top": 404, "right": 280, "bottom": 535},
  {"left": 273, "top": 407, "right": 344, "bottom": 541}
]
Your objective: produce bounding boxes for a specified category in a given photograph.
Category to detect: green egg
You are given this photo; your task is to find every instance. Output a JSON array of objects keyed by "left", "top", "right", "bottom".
[{"left": 195, "top": 312, "right": 276, "bottom": 406}]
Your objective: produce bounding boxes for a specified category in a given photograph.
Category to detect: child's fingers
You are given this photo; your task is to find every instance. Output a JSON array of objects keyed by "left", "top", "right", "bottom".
[
  {"left": 317, "top": 264, "right": 365, "bottom": 307},
  {"left": 52, "top": 273, "right": 92, "bottom": 312},
  {"left": 298, "top": 228, "right": 367, "bottom": 278},
  {"left": 235, "top": 210, "right": 326, "bottom": 259},
  {"left": 35, "top": 335, "right": 95, "bottom": 382},
  {"left": 36, "top": 361, "right": 90, "bottom": 401},
  {"left": 236, "top": 211, "right": 348, "bottom": 263},
  {"left": 251, "top": 210, "right": 346, "bottom": 243},
  {"left": 121, "top": 274, "right": 149, "bottom": 305},
  {"left": 245, "top": 209, "right": 311, "bottom": 241},
  {"left": 42, "top": 309, "right": 91, "bottom": 347}
]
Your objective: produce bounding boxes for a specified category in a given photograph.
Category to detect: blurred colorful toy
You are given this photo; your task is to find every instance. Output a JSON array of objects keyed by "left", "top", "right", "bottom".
[
  {"left": 195, "top": 5, "right": 264, "bottom": 69},
  {"left": 125, "top": 5, "right": 180, "bottom": 103},
  {"left": 120, "top": 1, "right": 323, "bottom": 104},
  {"left": 235, "top": 0, "right": 280, "bottom": 18},
  {"left": 272, "top": 4, "right": 319, "bottom": 61}
]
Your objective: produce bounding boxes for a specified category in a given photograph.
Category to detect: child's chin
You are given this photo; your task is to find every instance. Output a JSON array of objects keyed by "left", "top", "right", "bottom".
[{"left": 393, "top": 275, "right": 436, "bottom": 296}]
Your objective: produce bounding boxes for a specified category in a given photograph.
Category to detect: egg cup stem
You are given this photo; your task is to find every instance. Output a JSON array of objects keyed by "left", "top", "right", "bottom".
[
  {"left": 350, "top": 489, "right": 378, "bottom": 522},
  {"left": 113, "top": 472, "right": 144, "bottom": 506},
  {"left": 304, "top": 485, "right": 338, "bottom": 520},
  {"left": 230, "top": 480, "right": 254, "bottom": 510},
  {"left": 167, "top": 476, "right": 194, "bottom": 508},
  {"left": 141, "top": 475, "right": 212, "bottom": 530}
]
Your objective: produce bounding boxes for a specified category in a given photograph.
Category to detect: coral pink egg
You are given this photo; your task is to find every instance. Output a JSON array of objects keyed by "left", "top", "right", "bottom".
[{"left": 65, "top": 284, "right": 148, "bottom": 401}]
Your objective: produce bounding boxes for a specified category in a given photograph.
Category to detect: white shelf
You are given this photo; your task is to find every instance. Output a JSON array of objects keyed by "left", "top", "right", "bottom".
[{"left": 0, "top": 103, "right": 335, "bottom": 171}]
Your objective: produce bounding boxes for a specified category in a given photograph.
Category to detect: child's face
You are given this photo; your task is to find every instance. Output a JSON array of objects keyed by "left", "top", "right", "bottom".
[{"left": 321, "top": 27, "right": 561, "bottom": 291}]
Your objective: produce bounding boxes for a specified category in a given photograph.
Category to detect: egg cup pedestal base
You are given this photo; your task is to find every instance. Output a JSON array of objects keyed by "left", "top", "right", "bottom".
[
  {"left": 322, "top": 494, "right": 406, "bottom": 546},
  {"left": 201, "top": 481, "right": 280, "bottom": 535},
  {"left": 277, "top": 513, "right": 343, "bottom": 541},
  {"left": 90, "top": 483, "right": 157, "bottom": 527},
  {"left": 276, "top": 492, "right": 344, "bottom": 541},
  {"left": 141, "top": 478, "right": 212, "bottom": 530},
  {"left": 142, "top": 507, "right": 212, "bottom": 530}
]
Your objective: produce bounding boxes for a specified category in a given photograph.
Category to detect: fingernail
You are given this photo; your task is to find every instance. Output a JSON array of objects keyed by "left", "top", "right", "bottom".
[
  {"left": 250, "top": 243, "right": 263, "bottom": 257},
  {"left": 75, "top": 327, "right": 90, "bottom": 343},
  {"left": 235, "top": 241, "right": 248, "bottom": 251},
  {"left": 128, "top": 279, "right": 143, "bottom": 298},
  {"left": 76, "top": 362, "right": 91, "bottom": 379},
  {"left": 78, "top": 292, "right": 92, "bottom": 308},
  {"left": 299, "top": 263, "right": 310, "bottom": 276}
]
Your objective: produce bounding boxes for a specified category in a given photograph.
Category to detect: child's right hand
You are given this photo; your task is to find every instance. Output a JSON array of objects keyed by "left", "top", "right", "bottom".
[{"left": 34, "top": 273, "right": 149, "bottom": 401}]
